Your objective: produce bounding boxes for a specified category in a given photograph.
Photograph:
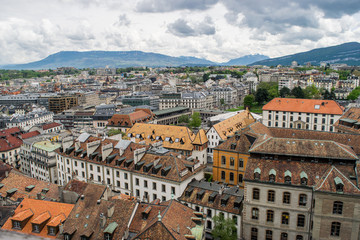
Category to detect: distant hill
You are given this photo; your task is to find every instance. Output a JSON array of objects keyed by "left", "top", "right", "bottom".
[
  {"left": 222, "top": 54, "right": 269, "bottom": 66},
  {"left": 251, "top": 42, "right": 360, "bottom": 66},
  {"left": 1, "top": 51, "right": 218, "bottom": 70},
  {"left": 0, "top": 51, "right": 269, "bottom": 70}
]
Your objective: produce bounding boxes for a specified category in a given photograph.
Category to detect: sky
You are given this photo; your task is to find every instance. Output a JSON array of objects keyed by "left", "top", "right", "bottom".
[{"left": 1, "top": 0, "right": 360, "bottom": 65}]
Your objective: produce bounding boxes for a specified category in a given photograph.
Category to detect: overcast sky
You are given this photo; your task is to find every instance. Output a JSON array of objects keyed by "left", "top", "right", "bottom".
[{"left": 1, "top": 0, "right": 360, "bottom": 65}]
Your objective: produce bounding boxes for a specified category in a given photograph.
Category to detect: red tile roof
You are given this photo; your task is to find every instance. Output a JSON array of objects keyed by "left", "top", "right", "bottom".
[
  {"left": 263, "top": 98, "right": 344, "bottom": 115},
  {"left": 21, "top": 131, "right": 40, "bottom": 139},
  {"left": 42, "top": 122, "right": 61, "bottom": 130}
]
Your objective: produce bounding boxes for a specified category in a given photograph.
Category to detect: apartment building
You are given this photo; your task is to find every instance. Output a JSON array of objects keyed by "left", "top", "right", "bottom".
[
  {"left": 126, "top": 123, "right": 208, "bottom": 164},
  {"left": 262, "top": 98, "right": 343, "bottom": 132},
  {"left": 210, "top": 86, "right": 238, "bottom": 108},
  {"left": 179, "top": 180, "right": 243, "bottom": 238},
  {"left": 55, "top": 134, "right": 205, "bottom": 202},
  {"left": 6, "top": 111, "right": 54, "bottom": 130},
  {"left": 48, "top": 95, "right": 78, "bottom": 114},
  {"left": 333, "top": 107, "right": 360, "bottom": 134},
  {"left": 159, "top": 92, "right": 214, "bottom": 110}
]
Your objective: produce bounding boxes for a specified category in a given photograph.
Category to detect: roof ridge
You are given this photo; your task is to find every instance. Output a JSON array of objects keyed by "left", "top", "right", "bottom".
[
  {"left": 249, "top": 136, "right": 273, "bottom": 152},
  {"left": 315, "top": 166, "right": 334, "bottom": 191},
  {"left": 333, "top": 142, "right": 358, "bottom": 159}
]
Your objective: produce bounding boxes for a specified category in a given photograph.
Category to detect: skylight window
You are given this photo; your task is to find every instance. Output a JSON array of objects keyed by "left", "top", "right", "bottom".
[{"left": 314, "top": 105, "right": 320, "bottom": 109}]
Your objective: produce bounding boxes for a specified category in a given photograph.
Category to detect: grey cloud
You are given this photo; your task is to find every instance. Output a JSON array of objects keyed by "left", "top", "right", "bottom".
[
  {"left": 167, "top": 17, "right": 215, "bottom": 37},
  {"left": 222, "top": 0, "right": 360, "bottom": 37},
  {"left": 280, "top": 28, "right": 324, "bottom": 44},
  {"left": 114, "top": 14, "right": 131, "bottom": 27},
  {"left": 136, "top": 0, "right": 218, "bottom": 12}
]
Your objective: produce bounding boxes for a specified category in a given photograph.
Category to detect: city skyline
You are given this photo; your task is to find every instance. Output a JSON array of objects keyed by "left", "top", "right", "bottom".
[{"left": 1, "top": 0, "right": 360, "bottom": 65}]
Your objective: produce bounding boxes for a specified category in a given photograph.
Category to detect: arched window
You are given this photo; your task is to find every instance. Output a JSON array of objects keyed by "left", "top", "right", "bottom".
[
  {"left": 268, "top": 190, "right": 275, "bottom": 202},
  {"left": 252, "top": 208, "right": 259, "bottom": 219},
  {"left": 266, "top": 210, "right": 274, "bottom": 222},
  {"left": 253, "top": 188, "right": 260, "bottom": 200},
  {"left": 333, "top": 201, "right": 343, "bottom": 214},
  {"left": 269, "top": 169, "right": 276, "bottom": 182},
  {"left": 251, "top": 228, "right": 258, "bottom": 240},
  {"left": 334, "top": 177, "right": 344, "bottom": 193},
  {"left": 284, "top": 170, "right": 292, "bottom": 184},
  {"left": 265, "top": 230, "right": 272, "bottom": 240},
  {"left": 238, "top": 174, "right": 243, "bottom": 183},
  {"left": 281, "top": 212, "right": 289, "bottom": 225},
  {"left": 254, "top": 168, "right": 261, "bottom": 180},
  {"left": 280, "top": 233, "right": 288, "bottom": 240},
  {"left": 299, "top": 194, "right": 307, "bottom": 206},
  {"left": 221, "top": 156, "right": 226, "bottom": 165},
  {"left": 297, "top": 214, "right": 305, "bottom": 227},
  {"left": 283, "top": 192, "right": 291, "bottom": 204},
  {"left": 331, "top": 222, "right": 341, "bottom": 236}
]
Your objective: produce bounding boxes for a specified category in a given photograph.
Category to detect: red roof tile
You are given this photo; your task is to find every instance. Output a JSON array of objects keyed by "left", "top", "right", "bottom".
[{"left": 42, "top": 122, "right": 61, "bottom": 130}]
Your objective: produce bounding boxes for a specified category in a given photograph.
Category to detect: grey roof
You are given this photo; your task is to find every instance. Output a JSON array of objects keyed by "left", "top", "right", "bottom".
[
  {"left": 114, "top": 139, "right": 132, "bottom": 150},
  {"left": 77, "top": 133, "right": 91, "bottom": 143}
]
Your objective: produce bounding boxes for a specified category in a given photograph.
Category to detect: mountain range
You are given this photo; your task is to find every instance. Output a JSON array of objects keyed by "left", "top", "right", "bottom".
[
  {"left": 1, "top": 42, "right": 359, "bottom": 70},
  {"left": 251, "top": 42, "right": 360, "bottom": 66}
]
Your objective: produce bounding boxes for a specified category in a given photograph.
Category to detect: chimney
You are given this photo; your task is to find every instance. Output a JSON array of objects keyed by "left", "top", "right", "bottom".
[
  {"left": 59, "top": 221, "right": 64, "bottom": 234},
  {"left": 87, "top": 140, "right": 101, "bottom": 157},
  {"left": 100, "top": 213, "right": 106, "bottom": 228},
  {"left": 107, "top": 205, "right": 115, "bottom": 218},
  {"left": 101, "top": 143, "right": 113, "bottom": 160},
  {"left": 133, "top": 147, "right": 146, "bottom": 164}
]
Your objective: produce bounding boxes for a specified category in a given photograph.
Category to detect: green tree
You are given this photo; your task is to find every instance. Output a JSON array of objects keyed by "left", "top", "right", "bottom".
[
  {"left": 211, "top": 214, "right": 237, "bottom": 240},
  {"left": 203, "top": 73, "right": 210, "bottom": 82},
  {"left": 189, "top": 112, "right": 202, "bottom": 128},
  {"left": 178, "top": 115, "right": 190, "bottom": 124},
  {"left": 255, "top": 88, "right": 269, "bottom": 104},
  {"left": 279, "top": 87, "right": 291, "bottom": 98},
  {"left": 347, "top": 86, "right": 360, "bottom": 100},
  {"left": 291, "top": 86, "right": 305, "bottom": 98},
  {"left": 244, "top": 94, "right": 255, "bottom": 108},
  {"left": 220, "top": 98, "right": 225, "bottom": 105},
  {"left": 304, "top": 85, "right": 320, "bottom": 99},
  {"left": 108, "top": 129, "right": 122, "bottom": 136}
]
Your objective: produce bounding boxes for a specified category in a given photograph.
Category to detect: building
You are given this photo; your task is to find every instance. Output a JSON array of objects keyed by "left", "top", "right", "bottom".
[
  {"left": 0, "top": 170, "right": 61, "bottom": 204},
  {"left": 20, "top": 138, "right": 61, "bottom": 184},
  {"left": 262, "top": 98, "right": 344, "bottom": 132},
  {"left": 107, "top": 108, "right": 155, "bottom": 133},
  {"left": 0, "top": 127, "right": 40, "bottom": 168},
  {"left": 28, "top": 122, "right": 64, "bottom": 134},
  {"left": 55, "top": 134, "right": 205, "bottom": 202},
  {"left": 6, "top": 111, "right": 54, "bottom": 131},
  {"left": 129, "top": 199, "right": 205, "bottom": 240},
  {"left": 92, "top": 104, "right": 116, "bottom": 129},
  {"left": 48, "top": 95, "right": 78, "bottom": 114},
  {"left": 121, "top": 94, "right": 160, "bottom": 110},
  {"left": 126, "top": 123, "right": 208, "bottom": 164},
  {"left": 153, "top": 106, "right": 192, "bottom": 125},
  {"left": 243, "top": 135, "right": 360, "bottom": 240},
  {"left": 210, "top": 87, "right": 238, "bottom": 109},
  {"left": 2, "top": 199, "right": 74, "bottom": 239},
  {"left": 206, "top": 110, "right": 255, "bottom": 161},
  {"left": 73, "top": 110, "right": 95, "bottom": 128},
  {"left": 333, "top": 107, "right": 360, "bottom": 134},
  {"left": 159, "top": 92, "right": 214, "bottom": 110},
  {"left": 179, "top": 179, "right": 243, "bottom": 238}
]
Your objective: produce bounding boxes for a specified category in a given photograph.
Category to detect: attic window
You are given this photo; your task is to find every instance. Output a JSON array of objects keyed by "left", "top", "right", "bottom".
[
  {"left": 135, "top": 161, "right": 145, "bottom": 170},
  {"left": 221, "top": 195, "right": 230, "bottom": 206},
  {"left": 196, "top": 190, "right": 205, "bottom": 200},
  {"left": 116, "top": 157, "right": 125, "bottom": 166},
  {"left": 334, "top": 177, "right": 344, "bottom": 193},
  {"left": 314, "top": 105, "right": 320, "bottom": 109},
  {"left": 152, "top": 164, "right": 162, "bottom": 174},
  {"left": 230, "top": 143, "right": 236, "bottom": 150},
  {"left": 161, "top": 166, "right": 171, "bottom": 176},
  {"left": 284, "top": 170, "right": 292, "bottom": 184},
  {"left": 143, "top": 162, "right": 153, "bottom": 172},
  {"left": 208, "top": 192, "right": 217, "bottom": 203},
  {"left": 269, "top": 169, "right": 276, "bottom": 182},
  {"left": 25, "top": 185, "right": 35, "bottom": 192},
  {"left": 42, "top": 188, "right": 49, "bottom": 194},
  {"left": 165, "top": 137, "right": 170, "bottom": 141},
  {"left": 300, "top": 171, "right": 308, "bottom": 185},
  {"left": 254, "top": 168, "right": 261, "bottom": 180},
  {"left": 185, "top": 187, "right": 194, "bottom": 197}
]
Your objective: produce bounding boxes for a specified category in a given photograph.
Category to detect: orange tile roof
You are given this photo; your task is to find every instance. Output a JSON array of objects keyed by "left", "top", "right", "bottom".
[
  {"left": 192, "top": 129, "right": 208, "bottom": 145},
  {"left": 47, "top": 213, "right": 66, "bottom": 227},
  {"left": 212, "top": 110, "right": 256, "bottom": 140},
  {"left": 2, "top": 199, "right": 74, "bottom": 238},
  {"left": 263, "top": 98, "right": 344, "bottom": 115}
]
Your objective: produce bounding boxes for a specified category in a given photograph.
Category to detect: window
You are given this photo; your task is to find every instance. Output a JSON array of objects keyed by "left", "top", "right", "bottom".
[
  {"left": 74, "top": 161, "right": 77, "bottom": 167},
  {"left": 267, "top": 210, "right": 274, "bottom": 222},
  {"left": 153, "top": 194, "right": 157, "bottom": 201},
  {"left": 239, "top": 158, "right": 243, "bottom": 168},
  {"left": 314, "top": 118, "right": 317, "bottom": 124},
  {"left": 116, "top": 171, "right": 120, "bottom": 177},
  {"left": 125, "top": 183, "right": 128, "bottom": 189},
  {"left": 230, "top": 172, "right": 234, "bottom": 181},
  {"left": 233, "top": 215, "right": 238, "bottom": 225},
  {"left": 238, "top": 174, "right": 243, "bottom": 183},
  {"left": 296, "top": 235, "right": 303, "bottom": 240},
  {"left": 269, "top": 174, "right": 275, "bottom": 182},
  {"left": 171, "top": 187, "right": 175, "bottom": 195},
  {"left": 221, "top": 171, "right": 225, "bottom": 180},
  {"left": 153, "top": 182, "right": 157, "bottom": 190},
  {"left": 207, "top": 220, "right": 212, "bottom": 230},
  {"left": 333, "top": 201, "right": 343, "bottom": 214},
  {"left": 48, "top": 226, "right": 57, "bottom": 236},
  {"left": 221, "top": 156, "right": 226, "bottom": 165},
  {"left": 252, "top": 208, "right": 259, "bottom": 220},
  {"left": 253, "top": 188, "right": 260, "bottom": 200},
  {"left": 97, "top": 166, "right": 100, "bottom": 172},
  {"left": 12, "top": 220, "right": 21, "bottom": 229},
  {"left": 331, "top": 222, "right": 341, "bottom": 236},
  {"left": 251, "top": 228, "right": 258, "bottom": 240},
  {"left": 299, "top": 194, "right": 307, "bottom": 206},
  {"left": 144, "top": 180, "right": 148, "bottom": 188},
  {"left": 90, "top": 165, "right": 93, "bottom": 171},
  {"left": 116, "top": 181, "right": 120, "bottom": 187},
  {"left": 282, "top": 212, "right": 289, "bottom": 225},
  {"left": 230, "top": 157, "right": 235, "bottom": 166},
  {"left": 135, "top": 178, "right": 139, "bottom": 186},
  {"left": 322, "top": 118, "right": 326, "bottom": 124},
  {"left": 281, "top": 233, "right": 288, "bottom": 240},
  {"left": 290, "top": 116, "right": 293, "bottom": 121},
  {"left": 32, "top": 224, "right": 40, "bottom": 233},
  {"left": 265, "top": 230, "right": 272, "bottom": 240},
  {"left": 297, "top": 214, "right": 305, "bottom": 227},
  {"left": 283, "top": 116, "right": 286, "bottom": 121},
  {"left": 81, "top": 162, "right": 84, "bottom": 168},
  {"left": 283, "top": 192, "right": 291, "bottom": 204},
  {"left": 124, "top": 173, "right": 128, "bottom": 179},
  {"left": 104, "top": 233, "right": 113, "bottom": 240},
  {"left": 207, "top": 209, "right": 212, "bottom": 218},
  {"left": 107, "top": 178, "right": 110, "bottom": 184},
  {"left": 268, "top": 190, "right": 275, "bottom": 202},
  {"left": 162, "top": 184, "right": 166, "bottom": 193},
  {"left": 98, "top": 176, "right": 101, "bottom": 182}
]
